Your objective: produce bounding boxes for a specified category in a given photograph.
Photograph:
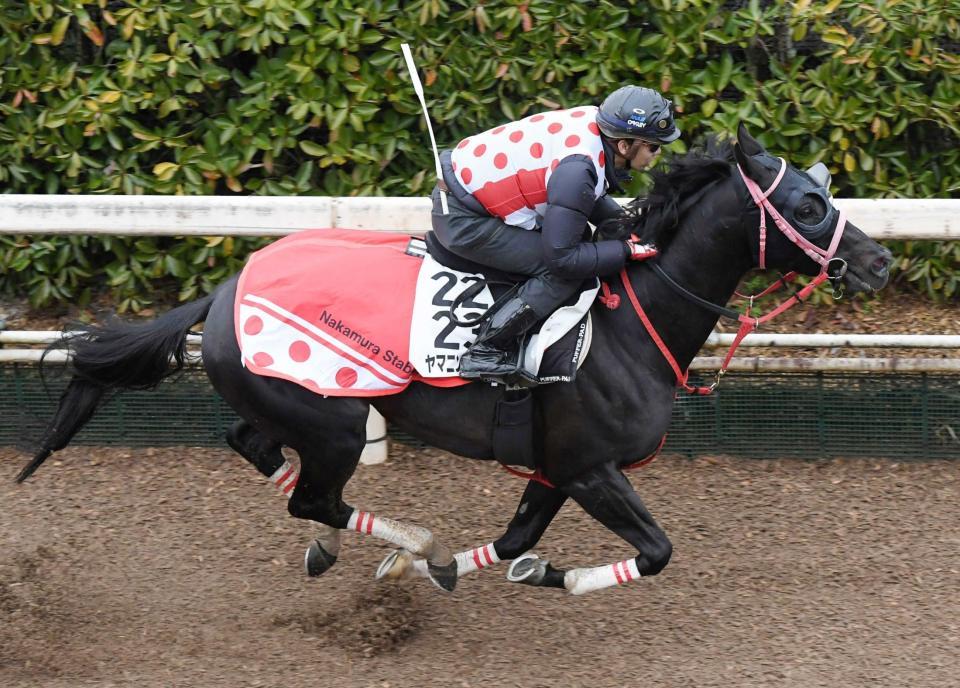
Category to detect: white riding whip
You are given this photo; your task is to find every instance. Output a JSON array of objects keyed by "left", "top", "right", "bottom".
[{"left": 400, "top": 43, "right": 448, "bottom": 214}]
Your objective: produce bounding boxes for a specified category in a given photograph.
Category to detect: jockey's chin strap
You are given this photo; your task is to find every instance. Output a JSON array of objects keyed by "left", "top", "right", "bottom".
[{"left": 598, "top": 157, "right": 849, "bottom": 395}]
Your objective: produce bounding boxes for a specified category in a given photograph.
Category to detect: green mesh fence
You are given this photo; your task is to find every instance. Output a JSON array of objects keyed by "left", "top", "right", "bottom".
[{"left": 2, "top": 364, "right": 958, "bottom": 459}]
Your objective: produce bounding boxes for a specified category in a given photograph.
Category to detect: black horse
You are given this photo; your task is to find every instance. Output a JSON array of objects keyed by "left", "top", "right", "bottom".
[{"left": 16, "top": 126, "right": 892, "bottom": 595}]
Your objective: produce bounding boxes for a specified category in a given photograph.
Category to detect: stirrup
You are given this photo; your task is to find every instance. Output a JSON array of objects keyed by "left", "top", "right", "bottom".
[
  {"left": 459, "top": 342, "right": 521, "bottom": 379},
  {"left": 459, "top": 342, "right": 537, "bottom": 386}
]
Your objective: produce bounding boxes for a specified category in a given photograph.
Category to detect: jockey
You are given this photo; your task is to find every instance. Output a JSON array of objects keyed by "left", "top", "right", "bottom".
[{"left": 431, "top": 85, "right": 681, "bottom": 382}]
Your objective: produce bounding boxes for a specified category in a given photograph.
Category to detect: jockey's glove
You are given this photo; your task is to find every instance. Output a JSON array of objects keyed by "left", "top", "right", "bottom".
[{"left": 624, "top": 239, "right": 658, "bottom": 261}]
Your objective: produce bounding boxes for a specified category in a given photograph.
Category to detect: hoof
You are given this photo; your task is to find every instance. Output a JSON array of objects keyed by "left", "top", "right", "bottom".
[
  {"left": 376, "top": 548, "right": 414, "bottom": 581},
  {"left": 506, "top": 553, "right": 548, "bottom": 586},
  {"left": 427, "top": 559, "right": 458, "bottom": 592},
  {"left": 304, "top": 539, "right": 338, "bottom": 577}
]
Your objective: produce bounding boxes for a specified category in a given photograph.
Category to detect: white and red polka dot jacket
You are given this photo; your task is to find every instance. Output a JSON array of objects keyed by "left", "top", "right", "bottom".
[{"left": 445, "top": 106, "right": 629, "bottom": 279}]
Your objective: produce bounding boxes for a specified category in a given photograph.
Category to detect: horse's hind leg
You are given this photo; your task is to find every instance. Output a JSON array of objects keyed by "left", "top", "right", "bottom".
[
  {"left": 225, "top": 408, "right": 456, "bottom": 589},
  {"left": 225, "top": 419, "right": 340, "bottom": 575},
  {"left": 226, "top": 419, "right": 291, "bottom": 491},
  {"left": 202, "top": 284, "right": 454, "bottom": 588},
  {"left": 288, "top": 426, "right": 457, "bottom": 591}
]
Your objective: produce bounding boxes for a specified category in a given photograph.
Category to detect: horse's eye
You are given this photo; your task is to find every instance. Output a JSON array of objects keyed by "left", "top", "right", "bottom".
[{"left": 797, "top": 195, "right": 826, "bottom": 224}]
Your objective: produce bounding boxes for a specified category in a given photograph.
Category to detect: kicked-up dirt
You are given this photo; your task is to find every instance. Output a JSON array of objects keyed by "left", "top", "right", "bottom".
[{"left": 1, "top": 444, "right": 957, "bottom": 688}]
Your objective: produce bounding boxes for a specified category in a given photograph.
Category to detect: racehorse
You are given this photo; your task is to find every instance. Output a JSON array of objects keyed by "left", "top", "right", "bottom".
[{"left": 15, "top": 125, "right": 892, "bottom": 595}]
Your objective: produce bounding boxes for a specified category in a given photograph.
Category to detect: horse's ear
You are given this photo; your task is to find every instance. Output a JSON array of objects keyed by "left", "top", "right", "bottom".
[
  {"left": 734, "top": 122, "right": 765, "bottom": 177},
  {"left": 736, "top": 122, "right": 764, "bottom": 157}
]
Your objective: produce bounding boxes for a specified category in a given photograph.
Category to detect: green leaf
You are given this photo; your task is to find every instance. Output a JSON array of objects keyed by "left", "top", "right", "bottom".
[
  {"left": 299, "top": 141, "right": 326, "bottom": 156},
  {"left": 152, "top": 162, "right": 180, "bottom": 180},
  {"left": 51, "top": 16, "right": 71, "bottom": 46}
]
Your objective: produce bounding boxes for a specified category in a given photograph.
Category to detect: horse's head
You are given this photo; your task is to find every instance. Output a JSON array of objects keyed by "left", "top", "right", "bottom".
[{"left": 733, "top": 124, "right": 892, "bottom": 295}]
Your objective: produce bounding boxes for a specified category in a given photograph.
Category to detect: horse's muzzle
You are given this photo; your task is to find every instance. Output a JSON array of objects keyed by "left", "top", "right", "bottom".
[{"left": 842, "top": 242, "right": 892, "bottom": 295}]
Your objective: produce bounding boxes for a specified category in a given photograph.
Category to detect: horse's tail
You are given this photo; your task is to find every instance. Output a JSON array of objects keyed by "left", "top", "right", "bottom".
[{"left": 15, "top": 293, "right": 217, "bottom": 483}]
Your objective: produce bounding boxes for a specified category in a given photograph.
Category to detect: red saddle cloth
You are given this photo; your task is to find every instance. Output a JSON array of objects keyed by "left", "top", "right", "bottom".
[{"left": 235, "top": 229, "right": 467, "bottom": 396}]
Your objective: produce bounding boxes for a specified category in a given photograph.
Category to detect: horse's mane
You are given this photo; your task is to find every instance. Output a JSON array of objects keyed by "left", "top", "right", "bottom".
[{"left": 598, "top": 138, "right": 734, "bottom": 247}]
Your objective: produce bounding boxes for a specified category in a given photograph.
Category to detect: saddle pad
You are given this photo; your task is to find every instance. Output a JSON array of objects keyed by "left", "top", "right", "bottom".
[
  {"left": 235, "top": 229, "right": 467, "bottom": 397},
  {"left": 235, "top": 229, "right": 598, "bottom": 396},
  {"left": 523, "top": 280, "right": 598, "bottom": 382}
]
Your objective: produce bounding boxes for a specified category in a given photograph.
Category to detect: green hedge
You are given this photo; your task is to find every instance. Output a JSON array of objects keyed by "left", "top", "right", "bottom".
[{"left": 1, "top": 0, "right": 957, "bottom": 309}]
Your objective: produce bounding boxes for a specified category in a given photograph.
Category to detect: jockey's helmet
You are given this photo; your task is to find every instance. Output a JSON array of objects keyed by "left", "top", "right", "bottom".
[{"left": 597, "top": 86, "right": 681, "bottom": 144}]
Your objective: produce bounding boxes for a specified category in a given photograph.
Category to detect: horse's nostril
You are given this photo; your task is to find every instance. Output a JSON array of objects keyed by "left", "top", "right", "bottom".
[{"left": 872, "top": 255, "right": 891, "bottom": 276}]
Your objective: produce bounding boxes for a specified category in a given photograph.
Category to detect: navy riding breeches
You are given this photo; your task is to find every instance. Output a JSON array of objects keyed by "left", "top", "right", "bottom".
[{"left": 430, "top": 186, "right": 582, "bottom": 317}]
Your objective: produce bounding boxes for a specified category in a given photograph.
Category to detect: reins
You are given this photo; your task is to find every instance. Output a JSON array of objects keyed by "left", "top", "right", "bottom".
[{"left": 598, "top": 157, "right": 849, "bottom": 395}]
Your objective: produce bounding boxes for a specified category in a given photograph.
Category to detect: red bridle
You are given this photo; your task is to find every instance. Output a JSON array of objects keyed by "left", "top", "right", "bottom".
[{"left": 599, "top": 157, "right": 850, "bottom": 395}]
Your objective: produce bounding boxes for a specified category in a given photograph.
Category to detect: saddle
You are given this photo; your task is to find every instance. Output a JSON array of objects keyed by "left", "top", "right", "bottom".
[{"left": 412, "top": 232, "right": 598, "bottom": 386}]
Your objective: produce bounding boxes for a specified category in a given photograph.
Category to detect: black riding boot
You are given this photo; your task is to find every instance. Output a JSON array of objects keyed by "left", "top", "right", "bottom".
[{"left": 459, "top": 297, "right": 541, "bottom": 383}]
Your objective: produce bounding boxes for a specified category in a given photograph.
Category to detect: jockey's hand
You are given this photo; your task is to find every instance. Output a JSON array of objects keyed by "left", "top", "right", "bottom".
[{"left": 625, "top": 239, "right": 658, "bottom": 261}]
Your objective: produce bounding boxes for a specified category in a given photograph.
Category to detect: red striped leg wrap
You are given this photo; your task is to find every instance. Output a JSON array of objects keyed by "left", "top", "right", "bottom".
[
  {"left": 347, "top": 510, "right": 376, "bottom": 535},
  {"left": 611, "top": 559, "right": 639, "bottom": 585},
  {"left": 268, "top": 461, "right": 299, "bottom": 498},
  {"left": 454, "top": 543, "right": 500, "bottom": 575},
  {"left": 565, "top": 558, "right": 641, "bottom": 595}
]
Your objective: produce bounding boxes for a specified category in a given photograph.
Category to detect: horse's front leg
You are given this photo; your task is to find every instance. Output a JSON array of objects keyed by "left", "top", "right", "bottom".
[
  {"left": 377, "top": 479, "right": 566, "bottom": 584},
  {"left": 513, "top": 461, "right": 672, "bottom": 595}
]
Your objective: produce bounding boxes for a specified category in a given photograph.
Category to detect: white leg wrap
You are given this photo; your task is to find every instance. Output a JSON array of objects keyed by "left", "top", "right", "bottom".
[
  {"left": 564, "top": 558, "right": 641, "bottom": 595},
  {"left": 348, "top": 510, "right": 441, "bottom": 560},
  {"left": 268, "top": 461, "right": 299, "bottom": 498},
  {"left": 408, "top": 542, "right": 500, "bottom": 579},
  {"left": 455, "top": 543, "right": 501, "bottom": 575}
]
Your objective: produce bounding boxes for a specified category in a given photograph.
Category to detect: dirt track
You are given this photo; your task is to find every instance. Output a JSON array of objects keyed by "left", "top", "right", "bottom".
[{"left": 1, "top": 444, "right": 957, "bottom": 688}]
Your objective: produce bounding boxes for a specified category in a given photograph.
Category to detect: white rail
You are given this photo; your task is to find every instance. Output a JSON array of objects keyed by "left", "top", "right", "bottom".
[
  {"left": 3, "top": 348, "right": 957, "bottom": 372},
  {"left": 689, "top": 357, "right": 960, "bottom": 373},
  {"left": 6, "top": 330, "right": 958, "bottom": 349},
  {"left": 2, "top": 332, "right": 957, "bottom": 372},
  {"left": 0, "top": 331, "right": 203, "bottom": 345},
  {"left": 0, "top": 195, "right": 957, "bottom": 239},
  {"left": 704, "top": 333, "right": 960, "bottom": 348}
]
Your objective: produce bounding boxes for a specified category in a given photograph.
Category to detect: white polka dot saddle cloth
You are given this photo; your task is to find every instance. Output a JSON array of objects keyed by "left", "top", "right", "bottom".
[{"left": 235, "top": 229, "right": 596, "bottom": 397}]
